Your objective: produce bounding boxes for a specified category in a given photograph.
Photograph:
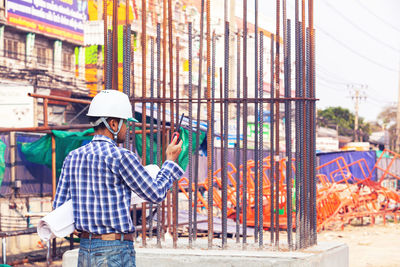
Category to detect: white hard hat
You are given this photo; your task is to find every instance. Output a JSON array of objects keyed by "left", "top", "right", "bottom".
[{"left": 87, "top": 89, "right": 133, "bottom": 119}]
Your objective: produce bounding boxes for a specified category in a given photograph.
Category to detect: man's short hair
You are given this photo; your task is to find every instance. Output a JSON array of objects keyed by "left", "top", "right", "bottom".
[{"left": 89, "top": 117, "right": 123, "bottom": 131}]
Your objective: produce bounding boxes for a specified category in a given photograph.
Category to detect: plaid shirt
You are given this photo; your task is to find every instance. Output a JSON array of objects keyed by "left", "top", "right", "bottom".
[{"left": 53, "top": 135, "right": 184, "bottom": 234}]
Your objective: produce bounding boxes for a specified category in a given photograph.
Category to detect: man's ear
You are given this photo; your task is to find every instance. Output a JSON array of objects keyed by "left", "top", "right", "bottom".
[{"left": 108, "top": 118, "right": 118, "bottom": 131}]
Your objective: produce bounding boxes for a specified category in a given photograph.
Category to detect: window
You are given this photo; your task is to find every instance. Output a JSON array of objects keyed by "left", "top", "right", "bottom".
[
  {"left": 62, "top": 52, "right": 72, "bottom": 71},
  {"left": 0, "top": 0, "right": 5, "bottom": 18},
  {"left": 37, "top": 47, "right": 47, "bottom": 65},
  {"left": 4, "top": 39, "right": 18, "bottom": 59}
]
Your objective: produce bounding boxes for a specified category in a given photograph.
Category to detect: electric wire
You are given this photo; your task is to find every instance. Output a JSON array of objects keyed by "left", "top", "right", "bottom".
[
  {"left": 321, "top": 0, "right": 400, "bottom": 53},
  {"left": 317, "top": 27, "right": 397, "bottom": 72}
]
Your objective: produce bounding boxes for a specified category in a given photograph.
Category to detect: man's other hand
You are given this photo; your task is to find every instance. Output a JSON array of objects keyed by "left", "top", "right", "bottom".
[{"left": 166, "top": 136, "right": 183, "bottom": 161}]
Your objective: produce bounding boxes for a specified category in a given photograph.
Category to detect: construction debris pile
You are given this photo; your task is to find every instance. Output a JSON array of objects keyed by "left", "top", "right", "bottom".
[{"left": 178, "top": 149, "right": 399, "bottom": 238}]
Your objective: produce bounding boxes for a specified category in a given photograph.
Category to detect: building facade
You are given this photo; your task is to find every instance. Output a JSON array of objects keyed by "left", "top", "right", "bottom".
[{"left": 0, "top": 0, "right": 88, "bottom": 127}]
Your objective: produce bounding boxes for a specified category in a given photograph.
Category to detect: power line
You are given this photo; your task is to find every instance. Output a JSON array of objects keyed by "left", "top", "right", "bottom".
[
  {"left": 316, "top": 63, "right": 353, "bottom": 82},
  {"left": 317, "top": 79, "right": 347, "bottom": 92},
  {"left": 322, "top": 0, "right": 400, "bottom": 53},
  {"left": 317, "top": 74, "right": 348, "bottom": 85},
  {"left": 354, "top": 0, "right": 400, "bottom": 34},
  {"left": 317, "top": 27, "right": 397, "bottom": 72}
]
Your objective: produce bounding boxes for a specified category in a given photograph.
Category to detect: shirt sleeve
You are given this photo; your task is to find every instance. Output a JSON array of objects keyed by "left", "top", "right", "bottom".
[
  {"left": 53, "top": 154, "right": 71, "bottom": 209},
  {"left": 118, "top": 150, "right": 184, "bottom": 203}
]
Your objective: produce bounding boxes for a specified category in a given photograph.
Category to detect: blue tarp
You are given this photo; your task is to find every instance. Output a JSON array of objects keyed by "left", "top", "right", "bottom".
[
  {"left": 317, "top": 151, "right": 377, "bottom": 182},
  {"left": 0, "top": 133, "right": 52, "bottom": 196}
]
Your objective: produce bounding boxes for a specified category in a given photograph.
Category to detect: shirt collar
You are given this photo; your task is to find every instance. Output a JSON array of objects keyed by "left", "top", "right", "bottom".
[{"left": 92, "top": 134, "right": 117, "bottom": 146}]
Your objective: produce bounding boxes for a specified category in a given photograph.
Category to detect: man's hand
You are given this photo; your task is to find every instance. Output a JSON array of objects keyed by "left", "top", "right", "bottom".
[{"left": 166, "top": 136, "right": 183, "bottom": 161}]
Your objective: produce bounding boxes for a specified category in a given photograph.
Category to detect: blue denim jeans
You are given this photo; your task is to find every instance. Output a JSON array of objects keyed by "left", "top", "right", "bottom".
[{"left": 78, "top": 237, "right": 136, "bottom": 267}]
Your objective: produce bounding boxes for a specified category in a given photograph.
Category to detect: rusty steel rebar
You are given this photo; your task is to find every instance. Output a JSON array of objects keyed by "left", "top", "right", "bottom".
[
  {"left": 242, "top": 0, "right": 248, "bottom": 249},
  {"left": 254, "top": 0, "right": 259, "bottom": 243},
  {"left": 270, "top": 33, "right": 275, "bottom": 246},
  {"left": 188, "top": 22, "right": 194, "bottom": 248},
  {"left": 194, "top": 0, "right": 206, "bottom": 240},
  {"left": 258, "top": 31, "right": 264, "bottom": 248},
  {"left": 222, "top": 0, "right": 229, "bottom": 249},
  {"left": 294, "top": 0, "right": 300, "bottom": 250},
  {"left": 209, "top": 30, "right": 216, "bottom": 249},
  {"left": 206, "top": 0, "right": 213, "bottom": 248},
  {"left": 173, "top": 36, "right": 180, "bottom": 249},
  {"left": 285, "top": 18, "right": 293, "bottom": 250},
  {"left": 141, "top": 0, "right": 147, "bottom": 247},
  {"left": 31, "top": 0, "right": 320, "bottom": 252},
  {"left": 275, "top": 0, "right": 281, "bottom": 248},
  {"left": 103, "top": 0, "right": 107, "bottom": 89},
  {"left": 309, "top": 0, "right": 317, "bottom": 247},
  {"left": 149, "top": 36, "right": 155, "bottom": 240},
  {"left": 167, "top": 0, "right": 175, "bottom": 242},
  {"left": 235, "top": 32, "right": 241, "bottom": 244},
  {"left": 111, "top": 0, "right": 118, "bottom": 90},
  {"left": 219, "top": 66, "right": 226, "bottom": 248},
  {"left": 156, "top": 22, "right": 163, "bottom": 248}
]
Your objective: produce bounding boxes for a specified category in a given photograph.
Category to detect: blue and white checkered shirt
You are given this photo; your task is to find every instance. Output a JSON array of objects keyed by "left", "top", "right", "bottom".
[{"left": 53, "top": 135, "right": 184, "bottom": 234}]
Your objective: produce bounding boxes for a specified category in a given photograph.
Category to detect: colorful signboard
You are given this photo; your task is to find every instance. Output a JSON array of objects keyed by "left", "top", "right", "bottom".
[{"left": 7, "top": 0, "right": 88, "bottom": 44}]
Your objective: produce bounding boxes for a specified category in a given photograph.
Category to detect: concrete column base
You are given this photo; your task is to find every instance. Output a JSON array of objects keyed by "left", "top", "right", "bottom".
[{"left": 63, "top": 242, "right": 348, "bottom": 267}]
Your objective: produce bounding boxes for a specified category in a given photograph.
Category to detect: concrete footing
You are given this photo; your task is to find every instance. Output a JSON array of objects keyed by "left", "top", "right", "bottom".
[{"left": 63, "top": 241, "right": 348, "bottom": 267}]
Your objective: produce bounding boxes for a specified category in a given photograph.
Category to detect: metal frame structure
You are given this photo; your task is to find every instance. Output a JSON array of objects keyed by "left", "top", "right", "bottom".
[{"left": 0, "top": 0, "right": 320, "bottom": 255}]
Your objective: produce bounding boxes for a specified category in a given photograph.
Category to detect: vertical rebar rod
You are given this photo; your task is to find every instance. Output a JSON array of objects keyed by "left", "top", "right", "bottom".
[
  {"left": 275, "top": 0, "right": 281, "bottom": 249},
  {"left": 103, "top": 0, "right": 107, "bottom": 88},
  {"left": 269, "top": 33, "right": 275, "bottom": 246},
  {"left": 173, "top": 36, "right": 180, "bottom": 249},
  {"left": 149, "top": 37, "right": 155, "bottom": 240},
  {"left": 106, "top": 30, "right": 113, "bottom": 89},
  {"left": 111, "top": 0, "right": 118, "bottom": 90},
  {"left": 123, "top": 24, "right": 131, "bottom": 149},
  {"left": 209, "top": 31, "right": 216, "bottom": 249},
  {"left": 235, "top": 32, "right": 241, "bottom": 244},
  {"left": 141, "top": 0, "right": 147, "bottom": 247},
  {"left": 254, "top": 0, "right": 259, "bottom": 243},
  {"left": 219, "top": 67, "right": 224, "bottom": 247},
  {"left": 258, "top": 31, "right": 264, "bottom": 248},
  {"left": 301, "top": 0, "right": 307, "bottom": 250},
  {"left": 162, "top": 0, "right": 168, "bottom": 239},
  {"left": 242, "top": 0, "right": 248, "bottom": 248},
  {"left": 168, "top": 0, "right": 175, "bottom": 243},
  {"left": 188, "top": 22, "right": 194, "bottom": 248},
  {"left": 285, "top": 19, "right": 293, "bottom": 250},
  {"left": 305, "top": 27, "right": 311, "bottom": 248},
  {"left": 282, "top": 0, "right": 288, "bottom": 246},
  {"left": 131, "top": 36, "right": 137, "bottom": 151},
  {"left": 156, "top": 23, "right": 162, "bottom": 248},
  {"left": 294, "top": 0, "right": 301, "bottom": 250},
  {"left": 309, "top": 0, "right": 317, "bottom": 246},
  {"left": 131, "top": 27, "right": 137, "bottom": 243},
  {"left": 194, "top": 0, "right": 205, "bottom": 240},
  {"left": 298, "top": 19, "right": 306, "bottom": 251},
  {"left": 206, "top": 0, "right": 213, "bottom": 249},
  {"left": 222, "top": 0, "right": 229, "bottom": 249},
  {"left": 311, "top": 27, "right": 317, "bottom": 246}
]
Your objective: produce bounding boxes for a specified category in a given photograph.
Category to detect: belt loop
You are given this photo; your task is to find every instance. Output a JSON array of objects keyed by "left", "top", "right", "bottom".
[
  {"left": 121, "top": 233, "right": 124, "bottom": 241},
  {"left": 89, "top": 233, "right": 92, "bottom": 240}
]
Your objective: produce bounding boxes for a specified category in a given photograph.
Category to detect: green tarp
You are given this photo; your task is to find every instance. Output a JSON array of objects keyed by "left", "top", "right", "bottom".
[
  {"left": 0, "top": 140, "right": 6, "bottom": 187},
  {"left": 20, "top": 129, "right": 95, "bottom": 178},
  {"left": 19, "top": 127, "right": 205, "bottom": 178},
  {"left": 135, "top": 127, "right": 206, "bottom": 170}
]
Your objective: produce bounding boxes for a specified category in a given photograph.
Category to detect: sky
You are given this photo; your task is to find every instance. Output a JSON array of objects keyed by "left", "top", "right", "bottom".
[{"left": 241, "top": 0, "right": 400, "bottom": 123}]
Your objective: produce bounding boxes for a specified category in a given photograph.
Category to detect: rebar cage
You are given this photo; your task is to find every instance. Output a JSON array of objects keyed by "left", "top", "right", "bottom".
[{"left": 105, "top": 0, "right": 316, "bottom": 251}]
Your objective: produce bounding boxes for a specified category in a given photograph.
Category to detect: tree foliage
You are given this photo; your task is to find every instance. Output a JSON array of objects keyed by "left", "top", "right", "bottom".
[
  {"left": 377, "top": 105, "right": 397, "bottom": 150},
  {"left": 317, "top": 106, "right": 371, "bottom": 141}
]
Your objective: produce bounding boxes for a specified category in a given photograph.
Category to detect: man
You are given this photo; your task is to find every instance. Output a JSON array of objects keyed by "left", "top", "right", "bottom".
[{"left": 53, "top": 90, "right": 183, "bottom": 267}]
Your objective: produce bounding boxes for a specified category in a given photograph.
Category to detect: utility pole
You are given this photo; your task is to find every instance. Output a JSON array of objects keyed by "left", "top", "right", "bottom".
[
  {"left": 349, "top": 84, "right": 367, "bottom": 142},
  {"left": 396, "top": 59, "right": 400, "bottom": 151}
]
